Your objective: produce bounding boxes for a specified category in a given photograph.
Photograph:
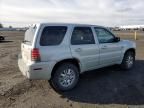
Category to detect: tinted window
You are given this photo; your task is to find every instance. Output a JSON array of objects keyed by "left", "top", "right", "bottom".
[
  {"left": 40, "top": 26, "right": 67, "bottom": 46},
  {"left": 94, "top": 28, "right": 114, "bottom": 43},
  {"left": 71, "top": 27, "right": 95, "bottom": 45}
]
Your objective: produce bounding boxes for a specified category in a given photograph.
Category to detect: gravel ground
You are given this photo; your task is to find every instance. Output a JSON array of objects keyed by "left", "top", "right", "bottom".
[{"left": 0, "top": 30, "right": 144, "bottom": 108}]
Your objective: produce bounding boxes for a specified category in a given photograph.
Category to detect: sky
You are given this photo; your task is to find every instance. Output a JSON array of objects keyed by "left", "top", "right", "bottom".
[{"left": 0, "top": 0, "right": 144, "bottom": 27}]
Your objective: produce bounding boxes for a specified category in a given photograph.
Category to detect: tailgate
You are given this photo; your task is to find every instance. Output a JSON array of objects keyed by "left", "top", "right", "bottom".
[
  {"left": 21, "top": 25, "right": 37, "bottom": 63},
  {"left": 21, "top": 43, "right": 33, "bottom": 63}
]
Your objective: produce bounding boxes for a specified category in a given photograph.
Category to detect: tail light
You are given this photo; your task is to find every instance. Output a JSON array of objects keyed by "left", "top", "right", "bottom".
[{"left": 31, "top": 48, "right": 41, "bottom": 62}]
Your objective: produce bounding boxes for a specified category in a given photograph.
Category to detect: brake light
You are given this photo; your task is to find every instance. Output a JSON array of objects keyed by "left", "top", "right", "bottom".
[{"left": 31, "top": 48, "right": 41, "bottom": 61}]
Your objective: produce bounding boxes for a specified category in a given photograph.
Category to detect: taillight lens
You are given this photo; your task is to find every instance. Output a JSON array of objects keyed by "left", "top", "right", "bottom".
[{"left": 31, "top": 48, "right": 41, "bottom": 61}]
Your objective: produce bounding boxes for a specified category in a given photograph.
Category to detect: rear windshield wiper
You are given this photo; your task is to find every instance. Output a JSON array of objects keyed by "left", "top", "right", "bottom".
[{"left": 23, "top": 40, "right": 31, "bottom": 43}]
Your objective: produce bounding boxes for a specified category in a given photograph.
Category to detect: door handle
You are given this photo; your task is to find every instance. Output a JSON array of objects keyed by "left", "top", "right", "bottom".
[
  {"left": 75, "top": 48, "right": 82, "bottom": 52},
  {"left": 101, "top": 45, "right": 108, "bottom": 49}
]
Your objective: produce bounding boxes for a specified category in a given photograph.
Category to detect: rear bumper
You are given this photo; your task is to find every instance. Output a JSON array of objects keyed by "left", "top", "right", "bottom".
[{"left": 18, "top": 56, "right": 56, "bottom": 80}]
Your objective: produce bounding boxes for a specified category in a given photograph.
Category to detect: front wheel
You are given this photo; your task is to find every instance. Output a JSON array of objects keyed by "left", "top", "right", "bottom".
[
  {"left": 51, "top": 63, "right": 79, "bottom": 91},
  {"left": 120, "top": 51, "right": 135, "bottom": 70}
]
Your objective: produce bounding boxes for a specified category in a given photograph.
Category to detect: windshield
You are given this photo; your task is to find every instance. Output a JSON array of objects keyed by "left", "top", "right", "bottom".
[{"left": 24, "top": 26, "right": 36, "bottom": 45}]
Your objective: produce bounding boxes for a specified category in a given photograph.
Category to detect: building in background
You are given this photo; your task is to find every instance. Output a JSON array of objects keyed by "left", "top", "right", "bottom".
[{"left": 119, "top": 25, "right": 144, "bottom": 30}]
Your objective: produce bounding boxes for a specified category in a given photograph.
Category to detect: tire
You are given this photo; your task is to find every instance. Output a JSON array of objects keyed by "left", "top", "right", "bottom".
[
  {"left": 51, "top": 63, "right": 79, "bottom": 91},
  {"left": 120, "top": 51, "right": 135, "bottom": 70}
]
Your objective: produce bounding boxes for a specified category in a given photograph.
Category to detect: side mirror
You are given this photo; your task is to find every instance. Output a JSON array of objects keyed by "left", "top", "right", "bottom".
[{"left": 114, "top": 37, "right": 120, "bottom": 42}]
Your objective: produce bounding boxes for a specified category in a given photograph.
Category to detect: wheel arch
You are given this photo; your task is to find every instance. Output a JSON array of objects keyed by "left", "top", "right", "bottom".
[
  {"left": 124, "top": 48, "right": 136, "bottom": 56},
  {"left": 51, "top": 58, "right": 81, "bottom": 79}
]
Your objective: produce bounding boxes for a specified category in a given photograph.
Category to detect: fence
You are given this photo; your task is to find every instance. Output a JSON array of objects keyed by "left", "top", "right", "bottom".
[{"left": 113, "top": 30, "right": 144, "bottom": 41}]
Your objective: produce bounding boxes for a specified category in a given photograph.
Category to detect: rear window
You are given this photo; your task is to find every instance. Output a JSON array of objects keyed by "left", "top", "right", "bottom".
[
  {"left": 24, "top": 26, "right": 36, "bottom": 45},
  {"left": 40, "top": 26, "right": 67, "bottom": 46}
]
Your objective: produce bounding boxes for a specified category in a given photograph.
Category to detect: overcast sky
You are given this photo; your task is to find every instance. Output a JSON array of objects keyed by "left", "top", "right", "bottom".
[{"left": 0, "top": 0, "right": 144, "bottom": 27}]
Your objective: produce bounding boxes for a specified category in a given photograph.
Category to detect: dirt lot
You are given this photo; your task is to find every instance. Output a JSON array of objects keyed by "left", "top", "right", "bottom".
[{"left": 0, "top": 30, "right": 144, "bottom": 108}]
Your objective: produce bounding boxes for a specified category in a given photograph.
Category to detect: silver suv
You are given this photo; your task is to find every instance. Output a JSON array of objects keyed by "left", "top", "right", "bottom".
[{"left": 18, "top": 23, "right": 136, "bottom": 91}]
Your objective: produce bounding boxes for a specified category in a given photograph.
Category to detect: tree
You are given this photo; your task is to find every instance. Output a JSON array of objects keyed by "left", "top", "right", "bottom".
[{"left": 0, "top": 23, "right": 3, "bottom": 28}]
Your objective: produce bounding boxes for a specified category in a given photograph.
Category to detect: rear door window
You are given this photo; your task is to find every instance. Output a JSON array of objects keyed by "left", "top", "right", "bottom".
[
  {"left": 40, "top": 26, "right": 67, "bottom": 46},
  {"left": 71, "top": 27, "right": 95, "bottom": 45}
]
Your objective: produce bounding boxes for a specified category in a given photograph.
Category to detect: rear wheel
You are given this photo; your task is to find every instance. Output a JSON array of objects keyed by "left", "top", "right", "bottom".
[
  {"left": 120, "top": 51, "right": 135, "bottom": 70},
  {"left": 51, "top": 63, "right": 79, "bottom": 91}
]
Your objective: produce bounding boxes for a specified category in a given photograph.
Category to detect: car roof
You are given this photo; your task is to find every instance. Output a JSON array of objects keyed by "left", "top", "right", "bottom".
[{"left": 35, "top": 23, "right": 105, "bottom": 28}]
